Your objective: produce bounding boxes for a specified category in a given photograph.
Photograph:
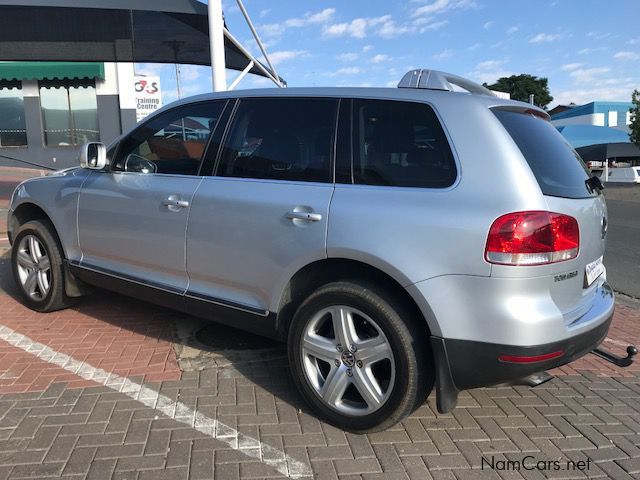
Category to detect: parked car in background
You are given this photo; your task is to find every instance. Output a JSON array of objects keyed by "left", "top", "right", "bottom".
[
  {"left": 607, "top": 167, "right": 640, "bottom": 183},
  {"left": 7, "top": 70, "right": 614, "bottom": 432}
]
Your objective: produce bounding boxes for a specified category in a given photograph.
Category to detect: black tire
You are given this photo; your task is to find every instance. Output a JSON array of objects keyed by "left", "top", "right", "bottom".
[
  {"left": 11, "top": 220, "right": 73, "bottom": 312},
  {"left": 288, "top": 280, "right": 434, "bottom": 433}
]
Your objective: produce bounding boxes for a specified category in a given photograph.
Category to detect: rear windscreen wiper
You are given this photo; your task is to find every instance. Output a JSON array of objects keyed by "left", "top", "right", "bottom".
[{"left": 585, "top": 175, "right": 604, "bottom": 194}]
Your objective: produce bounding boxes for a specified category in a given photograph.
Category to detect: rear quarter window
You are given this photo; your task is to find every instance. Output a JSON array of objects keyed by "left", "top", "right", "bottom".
[
  {"left": 352, "top": 99, "right": 457, "bottom": 188},
  {"left": 493, "top": 109, "right": 596, "bottom": 199}
]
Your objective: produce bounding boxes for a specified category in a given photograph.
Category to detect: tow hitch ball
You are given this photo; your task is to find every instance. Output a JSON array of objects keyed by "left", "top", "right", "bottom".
[{"left": 592, "top": 345, "right": 637, "bottom": 368}]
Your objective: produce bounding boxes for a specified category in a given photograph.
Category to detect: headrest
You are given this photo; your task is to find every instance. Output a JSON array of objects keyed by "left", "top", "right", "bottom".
[{"left": 370, "top": 118, "right": 415, "bottom": 153}]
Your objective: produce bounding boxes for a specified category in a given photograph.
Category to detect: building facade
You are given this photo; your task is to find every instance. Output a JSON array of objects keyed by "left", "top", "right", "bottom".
[
  {"left": 0, "top": 62, "right": 137, "bottom": 170},
  {"left": 550, "top": 101, "right": 633, "bottom": 132}
]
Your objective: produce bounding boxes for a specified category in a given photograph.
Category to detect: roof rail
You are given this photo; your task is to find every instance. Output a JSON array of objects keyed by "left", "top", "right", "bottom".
[{"left": 398, "top": 69, "right": 495, "bottom": 97}]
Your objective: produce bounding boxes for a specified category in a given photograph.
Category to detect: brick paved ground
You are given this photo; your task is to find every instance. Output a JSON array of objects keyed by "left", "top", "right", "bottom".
[
  {"left": 1, "top": 252, "right": 639, "bottom": 479},
  {"left": 1, "top": 167, "right": 640, "bottom": 479}
]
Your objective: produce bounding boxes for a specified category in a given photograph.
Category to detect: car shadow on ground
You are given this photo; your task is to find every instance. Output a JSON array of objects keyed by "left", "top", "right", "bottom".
[{"left": 0, "top": 250, "right": 311, "bottom": 412}]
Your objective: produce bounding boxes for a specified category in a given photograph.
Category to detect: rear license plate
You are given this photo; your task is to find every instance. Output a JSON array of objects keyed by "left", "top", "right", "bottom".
[{"left": 585, "top": 256, "right": 604, "bottom": 286}]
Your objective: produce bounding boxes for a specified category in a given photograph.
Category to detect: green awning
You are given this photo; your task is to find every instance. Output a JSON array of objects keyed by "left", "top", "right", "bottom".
[{"left": 0, "top": 62, "right": 105, "bottom": 82}]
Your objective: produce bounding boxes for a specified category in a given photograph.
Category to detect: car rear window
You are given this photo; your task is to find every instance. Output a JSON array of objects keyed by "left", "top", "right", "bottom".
[{"left": 493, "top": 109, "right": 596, "bottom": 199}]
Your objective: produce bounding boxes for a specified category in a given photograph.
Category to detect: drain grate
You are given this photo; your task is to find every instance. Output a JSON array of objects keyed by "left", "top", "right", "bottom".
[{"left": 195, "top": 323, "right": 279, "bottom": 351}]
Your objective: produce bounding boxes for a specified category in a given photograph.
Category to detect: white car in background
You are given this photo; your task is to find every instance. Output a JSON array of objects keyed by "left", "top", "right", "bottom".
[{"left": 607, "top": 167, "right": 640, "bottom": 184}]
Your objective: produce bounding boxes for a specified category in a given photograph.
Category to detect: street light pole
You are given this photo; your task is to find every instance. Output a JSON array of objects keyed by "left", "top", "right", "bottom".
[{"left": 208, "top": 0, "right": 227, "bottom": 92}]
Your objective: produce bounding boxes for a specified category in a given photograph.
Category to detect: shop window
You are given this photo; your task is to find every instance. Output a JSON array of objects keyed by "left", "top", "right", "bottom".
[
  {"left": 0, "top": 80, "right": 28, "bottom": 147},
  {"left": 39, "top": 79, "right": 99, "bottom": 146}
]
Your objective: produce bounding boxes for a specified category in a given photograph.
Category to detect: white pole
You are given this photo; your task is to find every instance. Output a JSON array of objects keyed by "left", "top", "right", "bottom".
[
  {"left": 175, "top": 64, "right": 183, "bottom": 99},
  {"left": 208, "top": 0, "right": 227, "bottom": 92},
  {"left": 235, "top": 0, "right": 279, "bottom": 81}
]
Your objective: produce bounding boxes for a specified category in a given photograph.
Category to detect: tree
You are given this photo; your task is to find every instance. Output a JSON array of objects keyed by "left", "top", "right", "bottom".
[
  {"left": 630, "top": 89, "right": 640, "bottom": 147},
  {"left": 483, "top": 74, "right": 553, "bottom": 109}
]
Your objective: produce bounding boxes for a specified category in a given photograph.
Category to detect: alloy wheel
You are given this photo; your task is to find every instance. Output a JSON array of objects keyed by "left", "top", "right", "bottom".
[
  {"left": 301, "top": 305, "right": 395, "bottom": 416},
  {"left": 16, "top": 234, "right": 51, "bottom": 301}
]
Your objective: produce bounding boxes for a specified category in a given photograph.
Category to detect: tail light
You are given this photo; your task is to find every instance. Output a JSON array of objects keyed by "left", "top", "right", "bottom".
[
  {"left": 499, "top": 350, "right": 564, "bottom": 363},
  {"left": 485, "top": 211, "right": 579, "bottom": 266}
]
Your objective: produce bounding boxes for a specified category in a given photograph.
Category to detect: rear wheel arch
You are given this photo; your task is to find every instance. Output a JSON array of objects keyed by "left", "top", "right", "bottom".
[{"left": 275, "top": 258, "right": 436, "bottom": 342}]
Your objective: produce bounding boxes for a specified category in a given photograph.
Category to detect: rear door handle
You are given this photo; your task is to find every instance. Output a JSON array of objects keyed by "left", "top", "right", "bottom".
[{"left": 287, "top": 211, "right": 322, "bottom": 222}]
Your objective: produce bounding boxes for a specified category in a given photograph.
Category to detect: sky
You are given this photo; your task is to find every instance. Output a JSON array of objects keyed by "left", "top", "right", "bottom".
[{"left": 135, "top": 0, "right": 639, "bottom": 108}]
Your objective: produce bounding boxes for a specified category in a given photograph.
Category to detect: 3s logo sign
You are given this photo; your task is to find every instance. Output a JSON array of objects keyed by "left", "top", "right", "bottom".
[{"left": 134, "top": 80, "right": 160, "bottom": 95}]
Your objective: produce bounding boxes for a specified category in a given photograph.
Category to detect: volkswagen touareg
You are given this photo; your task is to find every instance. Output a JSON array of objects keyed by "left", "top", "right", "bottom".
[{"left": 8, "top": 70, "right": 615, "bottom": 432}]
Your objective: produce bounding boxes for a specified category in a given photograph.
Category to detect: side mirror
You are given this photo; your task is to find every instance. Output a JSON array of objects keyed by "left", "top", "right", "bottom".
[{"left": 80, "top": 142, "right": 107, "bottom": 170}]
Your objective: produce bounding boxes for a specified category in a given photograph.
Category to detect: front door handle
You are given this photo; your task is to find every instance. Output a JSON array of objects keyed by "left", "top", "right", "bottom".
[
  {"left": 287, "top": 211, "right": 322, "bottom": 222},
  {"left": 162, "top": 195, "right": 189, "bottom": 210}
]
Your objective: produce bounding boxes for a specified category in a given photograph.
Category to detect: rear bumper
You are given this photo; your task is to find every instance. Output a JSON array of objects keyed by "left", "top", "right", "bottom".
[{"left": 431, "top": 297, "right": 613, "bottom": 413}]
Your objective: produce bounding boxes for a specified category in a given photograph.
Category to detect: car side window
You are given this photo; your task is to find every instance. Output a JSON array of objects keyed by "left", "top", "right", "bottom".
[
  {"left": 112, "top": 101, "right": 225, "bottom": 176},
  {"left": 352, "top": 99, "right": 457, "bottom": 188},
  {"left": 217, "top": 98, "right": 337, "bottom": 183}
]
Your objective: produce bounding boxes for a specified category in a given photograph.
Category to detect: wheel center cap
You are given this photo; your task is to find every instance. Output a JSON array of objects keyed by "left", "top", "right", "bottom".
[{"left": 341, "top": 351, "right": 355, "bottom": 367}]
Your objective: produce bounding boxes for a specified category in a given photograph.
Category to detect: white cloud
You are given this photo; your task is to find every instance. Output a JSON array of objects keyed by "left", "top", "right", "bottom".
[
  {"left": 476, "top": 60, "right": 503, "bottom": 70},
  {"left": 568, "top": 67, "right": 610, "bottom": 83},
  {"left": 323, "top": 16, "right": 388, "bottom": 39},
  {"left": 377, "top": 19, "right": 418, "bottom": 39},
  {"left": 506, "top": 25, "right": 519, "bottom": 35},
  {"left": 413, "top": 0, "right": 449, "bottom": 16},
  {"left": 467, "top": 59, "right": 513, "bottom": 84},
  {"left": 577, "top": 47, "right": 607, "bottom": 55},
  {"left": 363, "top": 45, "right": 373, "bottom": 53},
  {"left": 323, "top": 15, "right": 429, "bottom": 40},
  {"left": 307, "top": 8, "right": 336, "bottom": 24},
  {"left": 553, "top": 80, "right": 638, "bottom": 106},
  {"left": 327, "top": 67, "right": 362, "bottom": 77},
  {"left": 260, "top": 8, "right": 336, "bottom": 39},
  {"left": 432, "top": 49, "right": 453, "bottom": 61},
  {"left": 243, "top": 75, "right": 274, "bottom": 89},
  {"left": 135, "top": 64, "right": 170, "bottom": 78},
  {"left": 627, "top": 37, "right": 640, "bottom": 45},
  {"left": 259, "top": 9, "right": 270, "bottom": 18},
  {"left": 416, "top": 19, "right": 449, "bottom": 32},
  {"left": 371, "top": 54, "right": 390, "bottom": 63},
  {"left": 268, "top": 50, "right": 309, "bottom": 65},
  {"left": 483, "top": 21, "right": 494, "bottom": 29},
  {"left": 179, "top": 65, "right": 204, "bottom": 82},
  {"left": 614, "top": 51, "right": 640, "bottom": 61},
  {"left": 560, "top": 63, "right": 582, "bottom": 71},
  {"left": 587, "top": 31, "right": 611, "bottom": 40},
  {"left": 529, "top": 33, "right": 562, "bottom": 43},
  {"left": 336, "top": 52, "right": 359, "bottom": 62},
  {"left": 323, "top": 15, "right": 407, "bottom": 39},
  {"left": 413, "top": 0, "right": 477, "bottom": 17}
]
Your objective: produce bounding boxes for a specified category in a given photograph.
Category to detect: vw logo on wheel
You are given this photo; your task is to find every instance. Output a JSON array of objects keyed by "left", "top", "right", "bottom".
[{"left": 341, "top": 351, "right": 356, "bottom": 367}]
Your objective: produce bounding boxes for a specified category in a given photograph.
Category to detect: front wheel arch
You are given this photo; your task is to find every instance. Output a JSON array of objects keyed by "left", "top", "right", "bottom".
[{"left": 9, "top": 203, "right": 89, "bottom": 298}]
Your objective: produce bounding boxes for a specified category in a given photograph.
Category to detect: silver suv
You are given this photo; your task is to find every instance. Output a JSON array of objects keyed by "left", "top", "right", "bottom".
[{"left": 7, "top": 70, "right": 614, "bottom": 432}]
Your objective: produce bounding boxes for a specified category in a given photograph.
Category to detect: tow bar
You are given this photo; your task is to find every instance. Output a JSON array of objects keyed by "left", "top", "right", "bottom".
[{"left": 592, "top": 345, "right": 637, "bottom": 368}]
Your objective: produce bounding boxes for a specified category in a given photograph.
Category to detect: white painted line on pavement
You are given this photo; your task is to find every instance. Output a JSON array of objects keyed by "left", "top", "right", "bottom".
[
  {"left": 604, "top": 337, "right": 631, "bottom": 348},
  {"left": 0, "top": 324, "right": 312, "bottom": 478}
]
